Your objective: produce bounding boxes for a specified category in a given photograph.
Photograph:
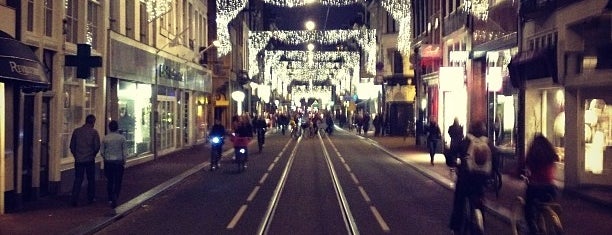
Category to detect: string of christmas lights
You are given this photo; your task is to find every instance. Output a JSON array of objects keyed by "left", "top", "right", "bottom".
[
  {"left": 144, "top": 0, "right": 173, "bottom": 22},
  {"left": 262, "top": 0, "right": 361, "bottom": 8},
  {"left": 381, "top": 0, "right": 412, "bottom": 56}
]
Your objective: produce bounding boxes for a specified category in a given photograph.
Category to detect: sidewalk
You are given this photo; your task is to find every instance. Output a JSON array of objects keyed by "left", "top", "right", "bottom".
[
  {"left": 0, "top": 143, "right": 227, "bottom": 235},
  {"left": 365, "top": 134, "right": 612, "bottom": 235},
  {"left": 0, "top": 132, "right": 611, "bottom": 235}
]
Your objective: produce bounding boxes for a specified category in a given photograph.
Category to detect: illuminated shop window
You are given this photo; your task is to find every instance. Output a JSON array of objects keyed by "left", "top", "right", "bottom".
[
  {"left": 584, "top": 99, "right": 611, "bottom": 174},
  {"left": 118, "top": 81, "right": 152, "bottom": 156}
]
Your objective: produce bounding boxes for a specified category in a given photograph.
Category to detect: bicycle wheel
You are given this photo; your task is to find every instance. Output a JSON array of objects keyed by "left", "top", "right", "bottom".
[{"left": 539, "top": 207, "right": 564, "bottom": 235}]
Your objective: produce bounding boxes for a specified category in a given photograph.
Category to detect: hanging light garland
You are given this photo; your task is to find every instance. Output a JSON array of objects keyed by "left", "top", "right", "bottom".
[
  {"left": 381, "top": 0, "right": 412, "bottom": 56},
  {"left": 464, "top": 0, "right": 489, "bottom": 20},
  {"left": 291, "top": 85, "right": 333, "bottom": 103},
  {"left": 144, "top": 0, "right": 173, "bottom": 22},
  {"left": 248, "top": 29, "right": 376, "bottom": 77},
  {"left": 216, "top": 0, "right": 249, "bottom": 56}
]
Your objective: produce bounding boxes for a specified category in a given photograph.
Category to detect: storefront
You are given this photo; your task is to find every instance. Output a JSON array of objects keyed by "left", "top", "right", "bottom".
[
  {"left": 438, "top": 66, "right": 468, "bottom": 144},
  {"left": 0, "top": 32, "right": 50, "bottom": 213}
]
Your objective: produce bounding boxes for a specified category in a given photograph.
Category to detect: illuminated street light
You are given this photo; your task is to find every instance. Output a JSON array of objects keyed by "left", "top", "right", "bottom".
[
  {"left": 307, "top": 43, "right": 315, "bottom": 51},
  {"left": 231, "top": 90, "right": 246, "bottom": 115},
  {"left": 305, "top": 20, "right": 316, "bottom": 30}
]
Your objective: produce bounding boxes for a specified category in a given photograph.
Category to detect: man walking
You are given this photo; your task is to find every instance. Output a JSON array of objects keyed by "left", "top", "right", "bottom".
[{"left": 70, "top": 114, "right": 101, "bottom": 206}]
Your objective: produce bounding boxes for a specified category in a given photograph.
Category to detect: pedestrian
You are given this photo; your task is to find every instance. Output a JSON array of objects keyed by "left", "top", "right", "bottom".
[
  {"left": 362, "top": 112, "right": 371, "bottom": 136},
  {"left": 524, "top": 134, "right": 560, "bottom": 235},
  {"left": 373, "top": 113, "right": 382, "bottom": 136},
  {"left": 426, "top": 120, "right": 442, "bottom": 166},
  {"left": 446, "top": 118, "right": 464, "bottom": 167},
  {"left": 69, "top": 114, "right": 101, "bottom": 207},
  {"left": 101, "top": 120, "right": 127, "bottom": 208}
]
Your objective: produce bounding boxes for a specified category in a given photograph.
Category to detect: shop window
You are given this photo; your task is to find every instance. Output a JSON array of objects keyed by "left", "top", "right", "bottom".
[
  {"left": 584, "top": 99, "right": 611, "bottom": 174},
  {"left": 118, "top": 81, "right": 152, "bottom": 156},
  {"left": 546, "top": 89, "right": 565, "bottom": 162}
]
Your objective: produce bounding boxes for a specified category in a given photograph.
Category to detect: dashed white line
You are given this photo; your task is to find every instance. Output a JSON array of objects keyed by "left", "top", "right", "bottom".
[
  {"left": 247, "top": 186, "right": 260, "bottom": 202},
  {"left": 268, "top": 163, "right": 275, "bottom": 171},
  {"left": 370, "top": 206, "right": 390, "bottom": 232},
  {"left": 358, "top": 186, "right": 371, "bottom": 203},
  {"left": 350, "top": 172, "right": 359, "bottom": 185},
  {"left": 227, "top": 205, "right": 248, "bottom": 229},
  {"left": 259, "top": 173, "right": 269, "bottom": 184},
  {"left": 344, "top": 164, "right": 352, "bottom": 172}
]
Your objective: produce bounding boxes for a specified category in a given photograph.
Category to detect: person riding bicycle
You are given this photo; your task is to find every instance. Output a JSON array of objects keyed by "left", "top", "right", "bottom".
[
  {"left": 524, "top": 134, "right": 560, "bottom": 235},
  {"left": 449, "top": 121, "right": 497, "bottom": 234},
  {"left": 208, "top": 119, "right": 226, "bottom": 170},
  {"left": 253, "top": 116, "right": 267, "bottom": 152},
  {"left": 231, "top": 115, "right": 253, "bottom": 163}
]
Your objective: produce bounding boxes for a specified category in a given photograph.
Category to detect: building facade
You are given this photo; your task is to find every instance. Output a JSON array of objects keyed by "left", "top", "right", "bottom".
[{"left": 1, "top": 0, "right": 214, "bottom": 214}]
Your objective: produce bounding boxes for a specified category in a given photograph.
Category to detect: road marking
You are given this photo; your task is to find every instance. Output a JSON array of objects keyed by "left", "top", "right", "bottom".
[
  {"left": 247, "top": 186, "right": 260, "bottom": 202},
  {"left": 344, "top": 164, "right": 352, "bottom": 172},
  {"left": 340, "top": 157, "right": 346, "bottom": 163},
  {"left": 227, "top": 204, "right": 248, "bottom": 229},
  {"left": 259, "top": 173, "right": 269, "bottom": 184},
  {"left": 350, "top": 173, "right": 359, "bottom": 185},
  {"left": 358, "top": 186, "right": 371, "bottom": 203},
  {"left": 370, "top": 206, "right": 390, "bottom": 232},
  {"left": 274, "top": 156, "right": 280, "bottom": 163},
  {"left": 268, "top": 163, "right": 275, "bottom": 171}
]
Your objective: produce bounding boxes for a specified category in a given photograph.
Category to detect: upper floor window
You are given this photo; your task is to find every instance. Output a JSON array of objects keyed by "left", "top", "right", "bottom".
[
  {"left": 65, "top": 0, "right": 79, "bottom": 43},
  {"left": 45, "top": 0, "right": 54, "bottom": 37},
  {"left": 87, "top": 1, "right": 100, "bottom": 48},
  {"left": 27, "top": 0, "right": 34, "bottom": 32},
  {"left": 140, "top": 2, "right": 149, "bottom": 44}
]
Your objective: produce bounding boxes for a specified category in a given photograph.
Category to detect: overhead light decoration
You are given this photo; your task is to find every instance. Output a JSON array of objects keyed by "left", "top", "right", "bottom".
[
  {"left": 291, "top": 85, "right": 333, "bottom": 103},
  {"left": 216, "top": 0, "right": 249, "bottom": 56},
  {"left": 262, "top": 0, "right": 361, "bottom": 7},
  {"left": 145, "top": 0, "right": 173, "bottom": 22},
  {"left": 248, "top": 29, "right": 376, "bottom": 77},
  {"left": 381, "top": 0, "right": 412, "bottom": 56},
  {"left": 464, "top": 0, "right": 489, "bottom": 20}
]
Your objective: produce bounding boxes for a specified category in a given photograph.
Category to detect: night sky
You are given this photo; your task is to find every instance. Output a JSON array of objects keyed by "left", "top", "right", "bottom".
[{"left": 265, "top": 4, "right": 365, "bottom": 31}]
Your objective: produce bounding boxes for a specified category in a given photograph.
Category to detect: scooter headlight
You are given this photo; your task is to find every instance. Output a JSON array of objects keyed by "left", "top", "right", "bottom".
[
  {"left": 211, "top": 137, "right": 221, "bottom": 144},
  {"left": 239, "top": 148, "right": 246, "bottom": 154}
]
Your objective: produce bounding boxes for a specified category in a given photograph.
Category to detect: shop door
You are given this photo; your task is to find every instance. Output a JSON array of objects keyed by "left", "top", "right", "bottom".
[
  {"left": 157, "top": 95, "right": 177, "bottom": 152},
  {"left": 39, "top": 96, "right": 51, "bottom": 196},
  {"left": 22, "top": 95, "right": 34, "bottom": 201}
]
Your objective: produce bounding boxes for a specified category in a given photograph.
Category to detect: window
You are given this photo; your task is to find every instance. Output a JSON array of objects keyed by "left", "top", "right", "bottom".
[
  {"left": 87, "top": 1, "right": 99, "bottom": 48},
  {"left": 140, "top": 2, "right": 149, "bottom": 43},
  {"left": 27, "top": 0, "right": 34, "bottom": 32},
  {"left": 65, "top": 0, "right": 79, "bottom": 43},
  {"left": 45, "top": 0, "right": 54, "bottom": 37}
]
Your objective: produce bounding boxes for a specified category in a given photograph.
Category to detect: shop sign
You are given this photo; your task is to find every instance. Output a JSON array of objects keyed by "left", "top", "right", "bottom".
[{"left": 385, "top": 85, "right": 416, "bottom": 102}]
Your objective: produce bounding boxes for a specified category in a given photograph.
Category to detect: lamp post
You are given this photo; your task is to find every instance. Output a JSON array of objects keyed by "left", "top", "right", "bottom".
[{"left": 231, "top": 90, "right": 245, "bottom": 115}]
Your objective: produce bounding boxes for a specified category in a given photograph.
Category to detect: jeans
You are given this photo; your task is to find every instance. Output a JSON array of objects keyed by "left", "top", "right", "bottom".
[
  {"left": 104, "top": 161, "right": 125, "bottom": 205},
  {"left": 449, "top": 172, "right": 487, "bottom": 231},
  {"left": 71, "top": 161, "right": 96, "bottom": 204},
  {"left": 428, "top": 139, "right": 438, "bottom": 160}
]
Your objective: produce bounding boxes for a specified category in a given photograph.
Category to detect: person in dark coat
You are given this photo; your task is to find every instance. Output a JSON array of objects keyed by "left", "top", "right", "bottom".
[
  {"left": 373, "top": 113, "right": 383, "bottom": 136},
  {"left": 447, "top": 118, "right": 464, "bottom": 167},
  {"left": 426, "top": 120, "right": 442, "bottom": 166}
]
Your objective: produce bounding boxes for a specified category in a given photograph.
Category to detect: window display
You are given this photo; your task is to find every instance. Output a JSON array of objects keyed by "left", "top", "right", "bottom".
[
  {"left": 118, "top": 81, "right": 151, "bottom": 156},
  {"left": 584, "top": 98, "right": 611, "bottom": 174}
]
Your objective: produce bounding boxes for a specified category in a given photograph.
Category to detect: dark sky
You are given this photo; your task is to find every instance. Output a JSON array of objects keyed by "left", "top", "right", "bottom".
[{"left": 265, "top": 4, "right": 365, "bottom": 31}]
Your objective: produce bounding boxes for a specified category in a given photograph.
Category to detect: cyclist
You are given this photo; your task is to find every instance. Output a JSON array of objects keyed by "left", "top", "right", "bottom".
[
  {"left": 208, "top": 119, "right": 226, "bottom": 170},
  {"left": 524, "top": 134, "right": 560, "bottom": 235},
  {"left": 449, "top": 121, "right": 497, "bottom": 234},
  {"left": 253, "top": 115, "right": 267, "bottom": 152}
]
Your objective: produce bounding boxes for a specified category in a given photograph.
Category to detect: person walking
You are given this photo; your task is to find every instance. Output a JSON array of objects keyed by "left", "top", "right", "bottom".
[
  {"left": 447, "top": 118, "right": 464, "bottom": 167},
  {"left": 426, "top": 120, "right": 442, "bottom": 166},
  {"left": 100, "top": 120, "right": 127, "bottom": 208},
  {"left": 69, "top": 114, "right": 101, "bottom": 207},
  {"left": 373, "top": 113, "right": 382, "bottom": 136},
  {"left": 524, "top": 134, "right": 560, "bottom": 235}
]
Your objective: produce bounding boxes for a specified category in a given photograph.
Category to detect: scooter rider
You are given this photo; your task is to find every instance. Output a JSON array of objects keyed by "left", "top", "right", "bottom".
[{"left": 208, "top": 119, "right": 226, "bottom": 170}]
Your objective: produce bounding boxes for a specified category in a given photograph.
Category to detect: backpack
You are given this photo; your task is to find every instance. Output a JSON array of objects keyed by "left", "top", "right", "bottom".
[{"left": 465, "top": 134, "right": 492, "bottom": 175}]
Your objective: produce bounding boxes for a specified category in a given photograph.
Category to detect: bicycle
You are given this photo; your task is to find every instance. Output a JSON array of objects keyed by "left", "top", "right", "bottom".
[
  {"left": 511, "top": 176, "right": 563, "bottom": 235},
  {"left": 485, "top": 168, "right": 502, "bottom": 198},
  {"left": 209, "top": 136, "right": 224, "bottom": 171},
  {"left": 458, "top": 194, "right": 485, "bottom": 235}
]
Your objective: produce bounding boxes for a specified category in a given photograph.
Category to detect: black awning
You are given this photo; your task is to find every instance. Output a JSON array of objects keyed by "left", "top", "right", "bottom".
[
  {"left": 0, "top": 31, "right": 50, "bottom": 92},
  {"left": 508, "top": 47, "right": 557, "bottom": 88}
]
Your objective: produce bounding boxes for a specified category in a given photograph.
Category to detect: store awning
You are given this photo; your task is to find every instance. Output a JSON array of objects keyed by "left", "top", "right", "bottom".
[
  {"left": 0, "top": 31, "right": 50, "bottom": 92},
  {"left": 508, "top": 47, "right": 557, "bottom": 88}
]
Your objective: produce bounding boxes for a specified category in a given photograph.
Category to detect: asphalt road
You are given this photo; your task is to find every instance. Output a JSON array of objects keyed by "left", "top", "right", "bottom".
[{"left": 96, "top": 130, "right": 510, "bottom": 235}]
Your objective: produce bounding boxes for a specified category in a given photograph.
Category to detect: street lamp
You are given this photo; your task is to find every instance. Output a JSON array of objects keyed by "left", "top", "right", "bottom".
[
  {"left": 305, "top": 20, "right": 316, "bottom": 30},
  {"left": 231, "top": 90, "right": 245, "bottom": 115}
]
